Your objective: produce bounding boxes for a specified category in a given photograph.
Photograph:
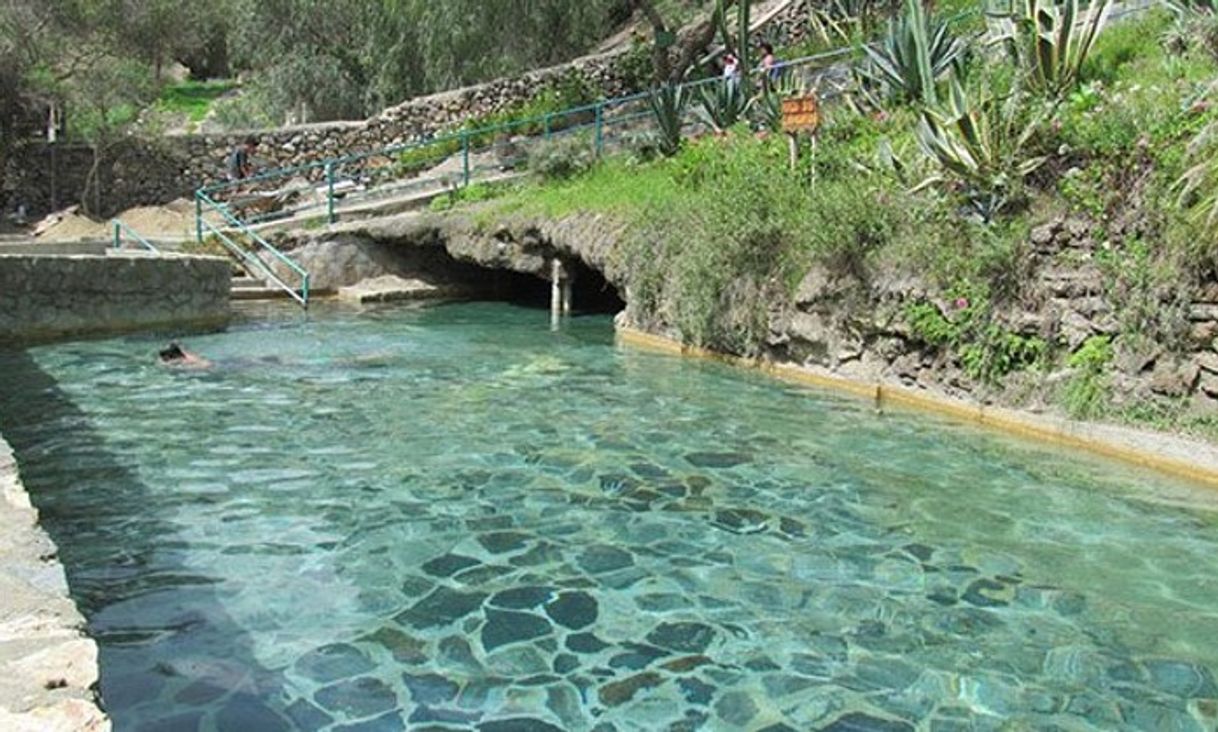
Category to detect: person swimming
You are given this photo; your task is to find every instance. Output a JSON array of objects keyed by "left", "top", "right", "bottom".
[{"left": 158, "top": 342, "right": 212, "bottom": 369}]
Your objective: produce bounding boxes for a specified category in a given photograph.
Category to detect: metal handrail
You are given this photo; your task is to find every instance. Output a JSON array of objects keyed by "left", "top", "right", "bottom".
[
  {"left": 111, "top": 219, "right": 159, "bottom": 253},
  {"left": 193, "top": 0, "right": 1157, "bottom": 234},
  {"left": 195, "top": 45, "right": 856, "bottom": 205},
  {"left": 196, "top": 191, "right": 310, "bottom": 307}
]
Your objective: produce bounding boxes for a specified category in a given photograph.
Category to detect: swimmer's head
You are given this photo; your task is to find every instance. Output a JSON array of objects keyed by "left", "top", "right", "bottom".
[{"left": 159, "top": 342, "right": 185, "bottom": 362}]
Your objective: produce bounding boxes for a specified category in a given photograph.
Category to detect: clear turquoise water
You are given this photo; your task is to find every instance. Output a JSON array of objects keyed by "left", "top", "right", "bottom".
[{"left": 2, "top": 301, "right": 1218, "bottom": 732}]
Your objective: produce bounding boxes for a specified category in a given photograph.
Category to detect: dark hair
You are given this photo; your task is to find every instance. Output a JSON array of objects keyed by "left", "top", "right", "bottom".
[
  {"left": 760, "top": 42, "right": 774, "bottom": 55},
  {"left": 159, "top": 342, "right": 185, "bottom": 361},
  {"left": 243, "top": 135, "right": 258, "bottom": 147}
]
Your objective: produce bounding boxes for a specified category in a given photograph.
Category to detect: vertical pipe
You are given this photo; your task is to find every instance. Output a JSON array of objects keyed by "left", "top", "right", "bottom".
[
  {"left": 461, "top": 132, "right": 471, "bottom": 188},
  {"left": 550, "top": 259, "right": 562, "bottom": 331},
  {"left": 326, "top": 162, "right": 336, "bottom": 224},
  {"left": 112, "top": 220, "right": 121, "bottom": 249},
  {"left": 561, "top": 278, "right": 573, "bottom": 316},
  {"left": 195, "top": 193, "right": 203, "bottom": 243},
  {"left": 595, "top": 103, "right": 604, "bottom": 157}
]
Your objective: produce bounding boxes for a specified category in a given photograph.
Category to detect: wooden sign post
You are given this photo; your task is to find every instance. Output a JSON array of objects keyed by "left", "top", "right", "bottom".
[{"left": 781, "top": 93, "right": 821, "bottom": 174}]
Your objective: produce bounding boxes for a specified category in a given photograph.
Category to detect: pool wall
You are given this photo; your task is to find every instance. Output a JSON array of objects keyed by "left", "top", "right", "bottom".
[
  {"left": 0, "top": 253, "right": 230, "bottom": 344},
  {"left": 618, "top": 325, "right": 1218, "bottom": 489},
  {"left": 0, "top": 434, "right": 109, "bottom": 731}
]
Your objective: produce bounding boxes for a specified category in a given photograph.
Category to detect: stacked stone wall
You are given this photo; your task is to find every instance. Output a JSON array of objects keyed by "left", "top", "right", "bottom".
[{"left": 0, "top": 254, "right": 231, "bottom": 342}]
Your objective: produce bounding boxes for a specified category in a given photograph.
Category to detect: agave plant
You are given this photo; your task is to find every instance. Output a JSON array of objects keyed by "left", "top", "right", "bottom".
[
  {"left": 809, "top": 0, "right": 898, "bottom": 46},
  {"left": 696, "top": 78, "right": 753, "bottom": 132},
  {"left": 1176, "top": 82, "right": 1218, "bottom": 231},
  {"left": 997, "top": 0, "right": 1112, "bottom": 97},
  {"left": 647, "top": 81, "right": 690, "bottom": 157},
  {"left": 753, "top": 74, "right": 807, "bottom": 133},
  {"left": 915, "top": 76, "right": 1047, "bottom": 220},
  {"left": 855, "top": 0, "right": 967, "bottom": 107}
]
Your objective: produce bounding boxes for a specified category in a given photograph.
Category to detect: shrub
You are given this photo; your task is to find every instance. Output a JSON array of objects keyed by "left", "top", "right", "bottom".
[
  {"left": 1063, "top": 335, "right": 1113, "bottom": 418},
  {"left": 527, "top": 135, "right": 597, "bottom": 181}
]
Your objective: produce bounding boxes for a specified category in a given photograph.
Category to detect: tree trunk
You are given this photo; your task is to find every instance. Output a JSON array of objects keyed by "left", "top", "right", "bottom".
[{"left": 632, "top": 0, "right": 735, "bottom": 84}]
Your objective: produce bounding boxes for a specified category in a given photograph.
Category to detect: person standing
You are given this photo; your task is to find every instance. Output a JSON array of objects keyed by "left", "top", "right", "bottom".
[
  {"left": 760, "top": 43, "right": 782, "bottom": 83},
  {"left": 722, "top": 53, "right": 740, "bottom": 87},
  {"left": 227, "top": 136, "right": 258, "bottom": 182}
]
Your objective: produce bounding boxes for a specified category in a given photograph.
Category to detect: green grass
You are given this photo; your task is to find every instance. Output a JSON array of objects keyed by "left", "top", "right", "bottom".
[
  {"left": 438, "top": 8, "right": 1218, "bottom": 425},
  {"left": 157, "top": 79, "right": 238, "bottom": 122}
]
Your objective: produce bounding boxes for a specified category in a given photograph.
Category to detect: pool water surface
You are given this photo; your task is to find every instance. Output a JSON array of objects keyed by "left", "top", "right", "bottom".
[{"left": 1, "top": 301, "right": 1216, "bottom": 731}]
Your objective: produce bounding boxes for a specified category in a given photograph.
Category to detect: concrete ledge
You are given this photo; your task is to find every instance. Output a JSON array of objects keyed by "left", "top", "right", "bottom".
[
  {"left": 0, "top": 436, "right": 109, "bottom": 731},
  {"left": 0, "top": 253, "right": 232, "bottom": 344},
  {"left": 617, "top": 325, "right": 1218, "bottom": 490}
]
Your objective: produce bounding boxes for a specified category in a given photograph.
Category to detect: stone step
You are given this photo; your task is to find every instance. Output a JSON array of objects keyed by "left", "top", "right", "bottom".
[{"left": 231, "top": 286, "right": 296, "bottom": 301}]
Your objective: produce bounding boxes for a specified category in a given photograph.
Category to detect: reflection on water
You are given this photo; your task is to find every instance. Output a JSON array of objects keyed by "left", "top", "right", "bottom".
[{"left": 1, "top": 300, "right": 1217, "bottom": 731}]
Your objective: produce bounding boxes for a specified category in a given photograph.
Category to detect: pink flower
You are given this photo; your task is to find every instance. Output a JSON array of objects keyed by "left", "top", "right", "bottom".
[{"left": 954, "top": 297, "right": 970, "bottom": 310}]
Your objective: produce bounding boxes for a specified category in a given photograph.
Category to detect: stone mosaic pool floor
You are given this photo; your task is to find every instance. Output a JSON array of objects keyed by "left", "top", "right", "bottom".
[{"left": 1, "top": 301, "right": 1217, "bottom": 731}]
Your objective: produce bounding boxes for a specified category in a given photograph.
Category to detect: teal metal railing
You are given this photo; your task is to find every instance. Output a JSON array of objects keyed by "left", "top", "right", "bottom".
[
  {"left": 194, "top": 46, "right": 856, "bottom": 230},
  {"left": 189, "top": 0, "right": 1156, "bottom": 287},
  {"left": 111, "top": 219, "right": 159, "bottom": 253},
  {"left": 196, "top": 191, "right": 310, "bottom": 307}
]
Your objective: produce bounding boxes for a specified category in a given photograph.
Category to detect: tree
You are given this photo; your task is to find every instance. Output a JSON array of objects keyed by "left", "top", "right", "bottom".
[{"left": 631, "top": 0, "right": 726, "bottom": 83}]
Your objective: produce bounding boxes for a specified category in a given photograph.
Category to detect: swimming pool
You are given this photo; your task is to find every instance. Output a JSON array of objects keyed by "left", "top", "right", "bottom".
[{"left": 1, "top": 301, "right": 1216, "bottom": 731}]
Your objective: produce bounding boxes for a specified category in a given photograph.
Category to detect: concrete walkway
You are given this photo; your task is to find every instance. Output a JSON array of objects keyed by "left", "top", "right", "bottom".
[{"left": 0, "top": 436, "right": 108, "bottom": 732}]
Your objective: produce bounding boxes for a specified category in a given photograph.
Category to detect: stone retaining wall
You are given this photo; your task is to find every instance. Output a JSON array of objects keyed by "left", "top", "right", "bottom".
[
  {"left": 0, "top": 254, "right": 231, "bottom": 343},
  {"left": 0, "top": 435, "right": 110, "bottom": 732},
  {"left": 4, "top": 1, "right": 815, "bottom": 219}
]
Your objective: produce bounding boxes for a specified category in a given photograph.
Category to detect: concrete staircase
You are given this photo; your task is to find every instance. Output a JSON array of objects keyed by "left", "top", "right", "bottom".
[{"left": 230, "top": 273, "right": 294, "bottom": 301}]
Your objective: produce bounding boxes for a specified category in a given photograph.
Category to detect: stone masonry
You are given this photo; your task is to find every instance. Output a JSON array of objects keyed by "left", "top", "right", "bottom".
[
  {"left": 3, "top": 0, "right": 815, "bottom": 219},
  {"left": 0, "top": 253, "right": 231, "bottom": 343},
  {"left": 0, "top": 435, "right": 110, "bottom": 732}
]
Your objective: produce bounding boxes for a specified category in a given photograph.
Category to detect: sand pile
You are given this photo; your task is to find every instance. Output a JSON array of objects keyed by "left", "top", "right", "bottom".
[
  {"left": 34, "top": 198, "right": 201, "bottom": 242},
  {"left": 117, "top": 201, "right": 196, "bottom": 239},
  {"left": 33, "top": 208, "right": 109, "bottom": 241}
]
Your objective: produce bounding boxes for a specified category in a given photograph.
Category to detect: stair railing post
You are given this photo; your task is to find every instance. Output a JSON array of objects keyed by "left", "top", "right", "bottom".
[
  {"left": 195, "top": 193, "right": 203, "bottom": 243},
  {"left": 461, "top": 131, "right": 471, "bottom": 188},
  {"left": 112, "top": 220, "right": 121, "bottom": 249},
  {"left": 595, "top": 102, "right": 604, "bottom": 157}
]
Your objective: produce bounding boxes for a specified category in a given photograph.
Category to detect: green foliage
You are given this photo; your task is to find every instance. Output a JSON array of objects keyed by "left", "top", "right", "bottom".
[
  {"left": 856, "top": 0, "right": 966, "bottom": 106},
  {"left": 231, "top": 0, "right": 626, "bottom": 121},
  {"left": 1096, "top": 238, "right": 1191, "bottom": 348},
  {"left": 713, "top": 0, "right": 754, "bottom": 83},
  {"left": 809, "top": 0, "right": 898, "bottom": 47},
  {"left": 906, "top": 293, "right": 1048, "bottom": 384},
  {"left": 997, "top": 0, "right": 1113, "bottom": 97},
  {"left": 647, "top": 82, "right": 690, "bottom": 157},
  {"left": 753, "top": 74, "right": 807, "bottom": 133},
  {"left": 527, "top": 135, "right": 597, "bottom": 181},
  {"left": 1063, "top": 335, "right": 1113, "bottom": 418},
  {"left": 156, "top": 80, "right": 237, "bottom": 123},
  {"left": 915, "top": 75, "right": 1048, "bottom": 219},
  {"left": 1175, "top": 83, "right": 1218, "bottom": 237},
  {"left": 696, "top": 79, "right": 752, "bottom": 132},
  {"left": 428, "top": 181, "right": 507, "bottom": 212}
]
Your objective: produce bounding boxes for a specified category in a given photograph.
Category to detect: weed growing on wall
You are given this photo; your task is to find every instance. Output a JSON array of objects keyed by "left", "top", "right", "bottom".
[{"left": 1063, "top": 335, "right": 1114, "bottom": 418}]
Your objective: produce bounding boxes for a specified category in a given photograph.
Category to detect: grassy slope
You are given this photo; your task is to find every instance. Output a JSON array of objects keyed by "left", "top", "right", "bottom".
[{"left": 461, "top": 9, "right": 1218, "bottom": 439}]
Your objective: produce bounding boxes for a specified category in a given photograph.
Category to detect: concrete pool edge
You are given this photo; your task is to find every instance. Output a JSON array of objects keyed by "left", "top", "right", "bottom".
[
  {"left": 616, "top": 325, "right": 1218, "bottom": 491},
  {"left": 0, "top": 434, "right": 110, "bottom": 732}
]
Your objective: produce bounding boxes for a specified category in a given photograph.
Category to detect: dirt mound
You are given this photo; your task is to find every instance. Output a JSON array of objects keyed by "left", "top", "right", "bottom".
[
  {"left": 117, "top": 201, "right": 196, "bottom": 239},
  {"left": 33, "top": 208, "right": 109, "bottom": 241}
]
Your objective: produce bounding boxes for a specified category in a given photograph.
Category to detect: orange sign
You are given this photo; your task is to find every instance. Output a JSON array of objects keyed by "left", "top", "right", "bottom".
[{"left": 781, "top": 94, "right": 821, "bottom": 134}]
